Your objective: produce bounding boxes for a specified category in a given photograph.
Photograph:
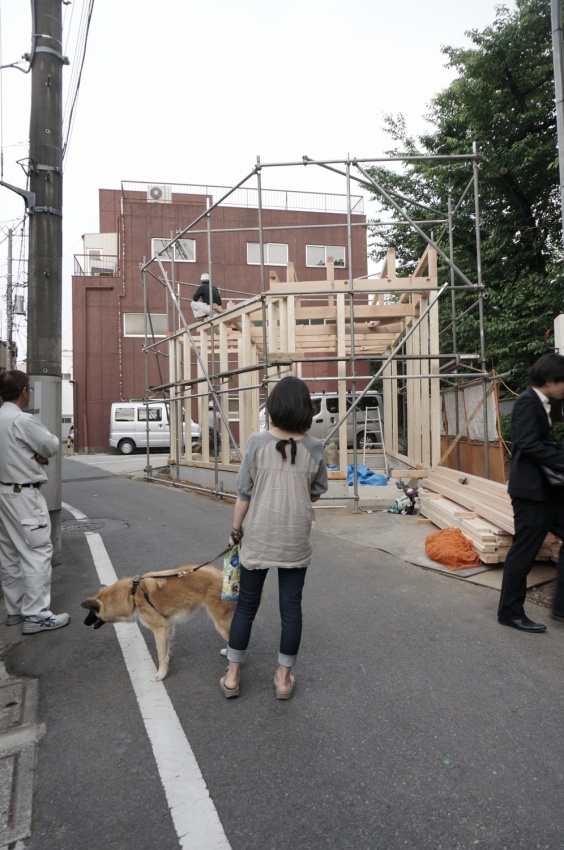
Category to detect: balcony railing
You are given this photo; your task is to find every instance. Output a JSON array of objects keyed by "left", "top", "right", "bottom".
[
  {"left": 74, "top": 255, "right": 118, "bottom": 276},
  {"left": 121, "top": 181, "right": 364, "bottom": 216}
]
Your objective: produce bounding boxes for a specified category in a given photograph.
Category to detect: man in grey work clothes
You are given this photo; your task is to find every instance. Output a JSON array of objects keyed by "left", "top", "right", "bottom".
[{"left": 0, "top": 370, "right": 69, "bottom": 633}]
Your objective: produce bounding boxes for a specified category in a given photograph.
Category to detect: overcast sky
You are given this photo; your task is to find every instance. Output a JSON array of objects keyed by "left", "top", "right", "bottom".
[{"left": 0, "top": 0, "right": 516, "bottom": 349}]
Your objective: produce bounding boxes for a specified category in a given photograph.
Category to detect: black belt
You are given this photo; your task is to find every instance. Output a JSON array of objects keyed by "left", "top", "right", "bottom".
[{"left": 0, "top": 482, "right": 42, "bottom": 491}]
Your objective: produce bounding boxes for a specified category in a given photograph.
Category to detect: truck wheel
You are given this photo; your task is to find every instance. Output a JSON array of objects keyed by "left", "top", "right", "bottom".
[
  {"left": 357, "top": 431, "right": 377, "bottom": 449},
  {"left": 118, "top": 439, "right": 136, "bottom": 455}
]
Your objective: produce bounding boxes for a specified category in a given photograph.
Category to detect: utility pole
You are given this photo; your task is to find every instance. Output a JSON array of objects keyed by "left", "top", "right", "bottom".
[
  {"left": 552, "top": 0, "right": 564, "bottom": 243},
  {"left": 27, "top": 0, "right": 67, "bottom": 563}
]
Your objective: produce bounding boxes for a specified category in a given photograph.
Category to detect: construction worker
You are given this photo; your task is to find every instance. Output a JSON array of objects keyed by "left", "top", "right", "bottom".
[
  {"left": 0, "top": 370, "right": 70, "bottom": 633},
  {"left": 191, "top": 273, "right": 224, "bottom": 319}
]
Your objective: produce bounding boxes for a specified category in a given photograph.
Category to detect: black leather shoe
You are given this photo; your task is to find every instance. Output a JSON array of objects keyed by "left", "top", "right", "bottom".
[
  {"left": 498, "top": 615, "right": 547, "bottom": 632},
  {"left": 552, "top": 611, "right": 564, "bottom": 623}
]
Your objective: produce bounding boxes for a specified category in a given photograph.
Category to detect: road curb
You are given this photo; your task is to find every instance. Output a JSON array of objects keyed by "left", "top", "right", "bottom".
[{"left": 0, "top": 646, "right": 40, "bottom": 849}]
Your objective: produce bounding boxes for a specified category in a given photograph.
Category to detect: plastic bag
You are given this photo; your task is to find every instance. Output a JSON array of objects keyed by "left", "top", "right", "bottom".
[{"left": 222, "top": 544, "right": 240, "bottom": 601}]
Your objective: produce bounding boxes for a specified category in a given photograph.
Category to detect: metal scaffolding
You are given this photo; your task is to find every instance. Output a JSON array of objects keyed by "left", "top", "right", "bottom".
[{"left": 136, "top": 150, "right": 496, "bottom": 507}]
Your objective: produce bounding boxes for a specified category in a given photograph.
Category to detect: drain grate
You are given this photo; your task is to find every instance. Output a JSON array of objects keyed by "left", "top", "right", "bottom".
[{"left": 62, "top": 520, "right": 106, "bottom": 533}]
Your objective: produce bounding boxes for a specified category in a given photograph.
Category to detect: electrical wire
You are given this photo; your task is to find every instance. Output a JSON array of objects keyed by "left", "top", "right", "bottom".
[
  {"left": 62, "top": 0, "right": 90, "bottom": 128},
  {"left": 62, "top": 0, "right": 96, "bottom": 163}
]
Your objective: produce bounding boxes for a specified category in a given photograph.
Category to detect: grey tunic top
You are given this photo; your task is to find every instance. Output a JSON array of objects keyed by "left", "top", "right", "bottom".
[{"left": 237, "top": 431, "right": 328, "bottom": 570}]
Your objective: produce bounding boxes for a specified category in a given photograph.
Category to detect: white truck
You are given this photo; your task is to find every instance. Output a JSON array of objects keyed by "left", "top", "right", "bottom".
[{"left": 109, "top": 401, "right": 200, "bottom": 455}]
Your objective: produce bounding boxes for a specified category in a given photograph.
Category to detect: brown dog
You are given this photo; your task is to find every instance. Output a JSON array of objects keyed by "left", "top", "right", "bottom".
[{"left": 81, "top": 565, "right": 234, "bottom": 681}]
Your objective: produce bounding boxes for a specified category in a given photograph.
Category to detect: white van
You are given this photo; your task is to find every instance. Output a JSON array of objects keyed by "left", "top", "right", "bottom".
[
  {"left": 109, "top": 401, "right": 200, "bottom": 455},
  {"left": 260, "top": 390, "right": 384, "bottom": 448}
]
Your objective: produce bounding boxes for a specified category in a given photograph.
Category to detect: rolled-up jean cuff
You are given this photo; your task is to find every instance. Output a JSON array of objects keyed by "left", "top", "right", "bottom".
[
  {"left": 278, "top": 652, "right": 297, "bottom": 668},
  {"left": 226, "top": 646, "right": 246, "bottom": 663}
]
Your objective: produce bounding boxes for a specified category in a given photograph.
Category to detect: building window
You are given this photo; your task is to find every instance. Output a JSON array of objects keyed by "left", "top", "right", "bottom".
[
  {"left": 123, "top": 313, "right": 168, "bottom": 337},
  {"left": 151, "top": 238, "right": 196, "bottom": 263},
  {"left": 247, "top": 242, "right": 288, "bottom": 266},
  {"left": 306, "top": 245, "right": 346, "bottom": 268}
]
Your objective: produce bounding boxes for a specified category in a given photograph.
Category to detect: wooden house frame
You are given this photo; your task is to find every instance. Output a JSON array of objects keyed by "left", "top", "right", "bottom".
[{"left": 156, "top": 243, "right": 443, "bottom": 482}]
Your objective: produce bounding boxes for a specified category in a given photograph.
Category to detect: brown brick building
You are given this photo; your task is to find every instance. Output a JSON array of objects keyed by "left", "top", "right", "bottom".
[{"left": 72, "top": 181, "right": 368, "bottom": 450}]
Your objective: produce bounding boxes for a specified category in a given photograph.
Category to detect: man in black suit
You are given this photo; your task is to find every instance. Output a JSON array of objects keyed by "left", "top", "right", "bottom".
[{"left": 498, "top": 353, "right": 564, "bottom": 632}]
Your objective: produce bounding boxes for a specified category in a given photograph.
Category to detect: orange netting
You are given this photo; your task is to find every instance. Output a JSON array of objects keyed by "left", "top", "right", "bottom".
[{"left": 425, "top": 527, "right": 482, "bottom": 570}]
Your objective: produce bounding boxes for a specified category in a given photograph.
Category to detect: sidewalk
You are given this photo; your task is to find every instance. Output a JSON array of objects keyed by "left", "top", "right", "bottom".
[{"left": 0, "top": 620, "right": 38, "bottom": 848}]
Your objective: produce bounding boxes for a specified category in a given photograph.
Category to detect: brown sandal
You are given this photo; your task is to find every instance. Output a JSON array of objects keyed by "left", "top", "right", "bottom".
[
  {"left": 220, "top": 673, "right": 240, "bottom": 698},
  {"left": 274, "top": 674, "right": 295, "bottom": 700}
]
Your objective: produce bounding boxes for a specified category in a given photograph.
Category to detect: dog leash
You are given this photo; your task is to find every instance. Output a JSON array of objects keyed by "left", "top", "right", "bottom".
[{"left": 131, "top": 544, "right": 233, "bottom": 610}]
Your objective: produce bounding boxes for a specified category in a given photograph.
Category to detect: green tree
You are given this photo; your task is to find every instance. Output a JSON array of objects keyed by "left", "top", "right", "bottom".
[{"left": 365, "top": 0, "right": 564, "bottom": 393}]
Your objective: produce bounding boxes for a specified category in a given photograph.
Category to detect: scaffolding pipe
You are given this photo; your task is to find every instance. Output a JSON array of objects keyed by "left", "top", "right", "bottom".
[
  {"left": 146, "top": 473, "right": 382, "bottom": 506},
  {"left": 440, "top": 298, "right": 483, "bottom": 335},
  {"left": 448, "top": 197, "right": 461, "bottom": 470},
  {"left": 473, "top": 141, "right": 489, "bottom": 478},
  {"left": 133, "top": 218, "right": 448, "bottom": 238},
  {"left": 142, "top": 265, "right": 153, "bottom": 478},
  {"left": 346, "top": 160, "right": 360, "bottom": 506},
  {"left": 149, "top": 352, "right": 482, "bottom": 391},
  {"left": 354, "top": 162, "right": 476, "bottom": 289},
  {"left": 149, "top": 372, "right": 487, "bottom": 398},
  {"left": 552, "top": 0, "right": 564, "bottom": 241},
  {"left": 259, "top": 154, "right": 477, "bottom": 168},
  {"left": 434, "top": 175, "right": 475, "bottom": 247},
  {"left": 205, "top": 200, "right": 221, "bottom": 490},
  {"left": 136, "top": 148, "right": 491, "bottom": 490},
  {"left": 256, "top": 161, "right": 271, "bottom": 428}
]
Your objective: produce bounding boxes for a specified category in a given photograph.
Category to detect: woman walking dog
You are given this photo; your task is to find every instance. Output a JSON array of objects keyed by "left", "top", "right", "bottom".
[{"left": 221, "top": 376, "right": 328, "bottom": 699}]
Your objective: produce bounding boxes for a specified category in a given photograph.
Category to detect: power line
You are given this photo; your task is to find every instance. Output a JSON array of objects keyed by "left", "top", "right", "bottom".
[{"left": 62, "top": 0, "right": 95, "bottom": 162}]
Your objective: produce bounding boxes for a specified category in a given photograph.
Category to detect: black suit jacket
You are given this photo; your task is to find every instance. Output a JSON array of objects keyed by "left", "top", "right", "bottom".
[{"left": 508, "top": 386, "right": 564, "bottom": 500}]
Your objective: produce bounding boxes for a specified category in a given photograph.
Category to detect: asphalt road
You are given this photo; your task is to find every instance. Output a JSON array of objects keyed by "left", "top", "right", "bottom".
[{"left": 3, "top": 456, "right": 564, "bottom": 850}]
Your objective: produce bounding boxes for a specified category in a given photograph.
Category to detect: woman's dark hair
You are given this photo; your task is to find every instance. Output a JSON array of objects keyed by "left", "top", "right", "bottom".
[
  {"left": 530, "top": 354, "right": 564, "bottom": 387},
  {"left": 0, "top": 369, "right": 29, "bottom": 402},
  {"left": 266, "top": 376, "right": 314, "bottom": 433}
]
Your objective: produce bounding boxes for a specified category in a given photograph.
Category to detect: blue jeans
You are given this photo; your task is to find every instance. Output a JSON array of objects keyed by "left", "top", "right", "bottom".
[{"left": 226, "top": 565, "right": 307, "bottom": 668}]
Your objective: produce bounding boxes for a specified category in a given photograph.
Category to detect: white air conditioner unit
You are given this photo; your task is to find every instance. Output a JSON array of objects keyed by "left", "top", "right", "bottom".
[{"left": 147, "top": 183, "right": 172, "bottom": 203}]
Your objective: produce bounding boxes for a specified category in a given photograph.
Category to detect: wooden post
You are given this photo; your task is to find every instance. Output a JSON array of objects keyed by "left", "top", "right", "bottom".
[
  {"left": 168, "top": 335, "right": 181, "bottom": 463},
  {"left": 420, "top": 302, "right": 431, "bottom": 467},
  {"left": 198, "top": 329, "right": 209, "bottom": 461},
  {"left": 336, "top": 293, "right": 348, "bottom": 473},
  {"left": 219, "top": 322, "right": 229, "bottom": 461},
  {"left": 238, "top": 313, "right": 252, "bottom": 451},
  {"left": 182, "top": 331, "right": 192, "bottom": 460}
]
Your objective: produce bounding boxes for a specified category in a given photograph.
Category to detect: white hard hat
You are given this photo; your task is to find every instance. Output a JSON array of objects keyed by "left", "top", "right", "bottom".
[{"left": 200, "top": 273, "right": 210, "bottom": 282}]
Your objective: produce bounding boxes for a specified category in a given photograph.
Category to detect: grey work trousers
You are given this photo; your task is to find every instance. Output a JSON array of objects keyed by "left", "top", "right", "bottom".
[{"left": 0, "top": 484, "right": 54, "bottom": 619}]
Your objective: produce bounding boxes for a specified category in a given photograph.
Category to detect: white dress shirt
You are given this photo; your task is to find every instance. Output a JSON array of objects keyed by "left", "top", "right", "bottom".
[{"left": 532, "top": 387, "right": 552, "bottom": 424}]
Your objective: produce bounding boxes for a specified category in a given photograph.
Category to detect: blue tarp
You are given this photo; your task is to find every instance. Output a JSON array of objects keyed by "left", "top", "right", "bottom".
[{"left": 347, "top": 464, "right": 389, "bottom": 486}]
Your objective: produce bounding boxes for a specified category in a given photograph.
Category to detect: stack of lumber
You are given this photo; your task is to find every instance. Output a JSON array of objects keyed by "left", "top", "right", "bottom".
[{"left": 419, "top": 466, "right": 561, "bottom": 564}]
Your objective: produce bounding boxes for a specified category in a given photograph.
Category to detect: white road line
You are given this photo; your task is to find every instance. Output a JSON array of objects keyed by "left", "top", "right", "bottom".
[{"left": 63, "top": 501, "right": 231, "bottom": 850}]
